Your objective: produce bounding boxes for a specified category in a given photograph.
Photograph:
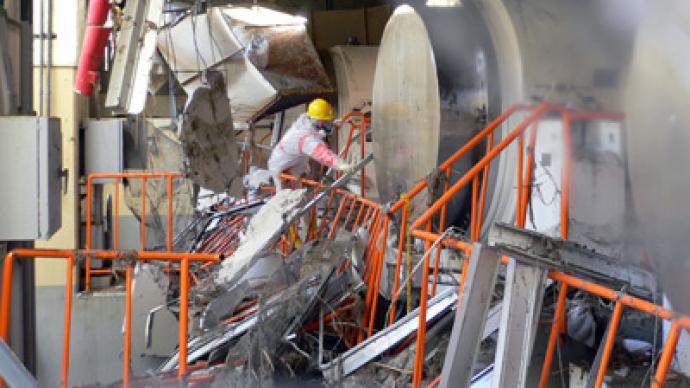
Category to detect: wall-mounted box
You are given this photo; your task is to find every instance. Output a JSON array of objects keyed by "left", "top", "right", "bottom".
[
  {"left": 85, "top": 119, "right": 124, "bottom": 178},
  {"left": 0, "top": 117, "right": 62, "bottom": 240}
]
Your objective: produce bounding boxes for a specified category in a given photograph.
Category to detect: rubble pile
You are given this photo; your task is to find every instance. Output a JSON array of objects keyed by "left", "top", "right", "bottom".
[
  {"left": 116, "top": 159, "right": 462, "bottom": 387},
  {"left": 116, "top": 165, "right": 663, "bottom": 387}
]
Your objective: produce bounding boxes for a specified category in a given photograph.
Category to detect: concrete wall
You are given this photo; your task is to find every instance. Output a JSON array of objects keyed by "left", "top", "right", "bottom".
[{"left": 35, "top": 287, "right": 125, "bottom": 386}]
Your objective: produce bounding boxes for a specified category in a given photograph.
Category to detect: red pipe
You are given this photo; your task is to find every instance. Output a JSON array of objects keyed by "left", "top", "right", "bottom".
[{"left": 75, "top": 0, "right": 111, "bottom": 96}]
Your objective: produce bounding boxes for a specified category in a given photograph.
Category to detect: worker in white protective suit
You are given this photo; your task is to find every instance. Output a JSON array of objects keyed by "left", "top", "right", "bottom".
[{"left": 268, "top": 98, "right": 353, "bottom": 190}]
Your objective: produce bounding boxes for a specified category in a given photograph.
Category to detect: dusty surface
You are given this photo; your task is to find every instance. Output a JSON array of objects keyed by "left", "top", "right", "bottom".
[
  {"left": 372, "top": 5, "right": 440, "bottom": 208},
  {"left": 216, "top": 188, "right": 306, "bottom": 284},
  {"left": 181, "top": 71, "right": 243, "bottom": 195},
  {"left": 162, "top": 6, "right": 332, "bottom": 123}
]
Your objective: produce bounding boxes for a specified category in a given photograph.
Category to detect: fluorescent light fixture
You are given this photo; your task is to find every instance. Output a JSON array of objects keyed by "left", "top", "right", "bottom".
[
  {"left": 224, "top": 6, "right": 307, "bottom": 26},
  {"left": 426, "top": 0, "right": 462, "bottom": 7}
]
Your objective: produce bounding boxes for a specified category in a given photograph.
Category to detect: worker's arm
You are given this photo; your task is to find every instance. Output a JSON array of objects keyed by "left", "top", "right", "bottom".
[{"left": 299, "top": 133, "right": 343, "bottom": 168}]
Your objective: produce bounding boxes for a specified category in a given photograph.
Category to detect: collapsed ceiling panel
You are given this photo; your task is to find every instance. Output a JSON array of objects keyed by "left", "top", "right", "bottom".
[
  {"left": 105, "top": 0, "right": 165, "bottom": 114},
  {"left": 181, "top": 55, "right": 277, "bottom": 124},
  {"left": 181, "top": 71, "right": 242, "bottom": 194}
]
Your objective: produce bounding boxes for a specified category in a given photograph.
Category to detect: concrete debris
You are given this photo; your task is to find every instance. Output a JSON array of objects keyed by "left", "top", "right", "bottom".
[
  {"left": 117, "top": 158, "right": 667, "bottom": 388},
  {"left": 216, "top": 188, "right": 306, "bottom": 284},
  {"left": 181, "top": 71, "right": 243, "bottom": 195},
  {"left": 159, "top": 240, "right": 357, "bottom": 375}
]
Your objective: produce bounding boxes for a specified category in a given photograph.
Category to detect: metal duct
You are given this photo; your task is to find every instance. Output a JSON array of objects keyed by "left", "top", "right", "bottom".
[{"left": 159, "top": 6, "right": 333, "bottom": 123}]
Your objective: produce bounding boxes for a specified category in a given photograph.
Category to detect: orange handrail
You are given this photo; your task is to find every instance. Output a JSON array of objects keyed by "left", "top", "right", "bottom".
[
  {"left": 85, "top": 172, "right": 184, "bottom": 290},
  {"left": 335, "top": 111, "right": 369, "bottom": 198},
  {"left": 7, "top": 106, "right": 687, "bottom": 388},
  {"left": 266, "top": 106, "right": 685, "bottom": 388},
  {"left": 0, "top": 249, "right": 218, "bottom": 388},
  {"left": 369, "top": 103, "right": 689, "bottom": 388}
]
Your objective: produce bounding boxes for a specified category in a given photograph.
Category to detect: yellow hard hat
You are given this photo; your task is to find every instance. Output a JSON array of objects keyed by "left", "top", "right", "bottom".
[{"left": 307, "top": 98, "right": 336, "bottom": 121}]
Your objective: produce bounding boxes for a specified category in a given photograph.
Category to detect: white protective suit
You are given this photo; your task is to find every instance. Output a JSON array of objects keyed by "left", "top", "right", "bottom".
[{"left": 268, "top": 113, "right": 343, "bottom": 190}]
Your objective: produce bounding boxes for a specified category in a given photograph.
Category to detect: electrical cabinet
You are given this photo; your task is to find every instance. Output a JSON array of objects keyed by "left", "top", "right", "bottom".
[
  {"left": 85, "top": 119, "right": 124, "bottom": 177},
  {"left": 0, "top": 117, "right": 62, "bottom": 240}
]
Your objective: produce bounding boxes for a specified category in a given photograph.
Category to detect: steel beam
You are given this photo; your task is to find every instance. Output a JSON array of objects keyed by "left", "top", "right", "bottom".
[
  {"left": 440, "top": 243, "right": 501, "bottom": 388},
  {"left": 0, "top": 338, "right": 37, "bottom": 388},
  {"left": 321, "top": 287, "right": 457, "bottom": 381},
  {"left": 491, "top": 258, "right": 547, "bottom": 388},
  {"left": 488, "top": 223, "right": 656, "bottom": 299}
]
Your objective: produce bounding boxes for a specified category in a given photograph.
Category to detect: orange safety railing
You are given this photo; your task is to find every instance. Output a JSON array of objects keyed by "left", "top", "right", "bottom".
[
  {"left": 271, "top": 174, "right": 382, "bottom": 246},
  {"left": 349, "top": 103, "right": 689, "bottom": 388},
  {"left": 3, "top": 105, "right": 688, "bottom": 388},
  {"left": 264, "top": 173, "right": 388, "bottom": 347},
  {"left": 0, "top": 249, "right": 219, "bottom": 388},
  {"left": 85, "top": 172, "right": 184, "bottom": 290},
  {"left": 335, "top": 111, "right": 370, "bottom": 198}
]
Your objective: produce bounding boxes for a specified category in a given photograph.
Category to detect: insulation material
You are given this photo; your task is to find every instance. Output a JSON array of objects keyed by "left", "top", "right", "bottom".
[
  {"left": 180, "top": 71, "right": 243, "bottom": 194},
  {"left": 160, "top": 6, "right": 332, "bottom": 123},
  {"left": 372, "top": 5, "right": 440, "bottom": 206},
  {"left": 215, "top": 188, "right": 306, "bottom": 284},
  {"left": 222, "top": 6, "right": 306, "bottom": 26}
]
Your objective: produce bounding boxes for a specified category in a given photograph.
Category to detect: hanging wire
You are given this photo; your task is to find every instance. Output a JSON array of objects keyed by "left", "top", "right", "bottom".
[{"left": 190, "top": 0, "right": 209, "bottom": 81}]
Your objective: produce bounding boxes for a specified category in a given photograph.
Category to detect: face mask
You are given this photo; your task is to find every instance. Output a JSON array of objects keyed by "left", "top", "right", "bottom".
[{"left": 313, "top": 120, "right": 334, "bottom": 136}]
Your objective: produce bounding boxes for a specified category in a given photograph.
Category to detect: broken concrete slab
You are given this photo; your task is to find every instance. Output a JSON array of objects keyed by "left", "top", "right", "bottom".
[
  {"left": 181, "top": 71, "right": 243, "bottom": 195},
  {"left": 216, "top": 188, "right": 306, "bottom": 284}
]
